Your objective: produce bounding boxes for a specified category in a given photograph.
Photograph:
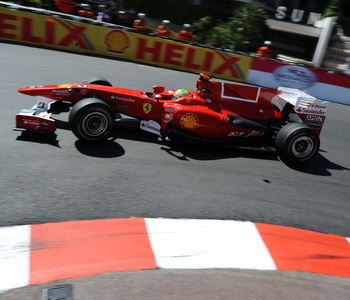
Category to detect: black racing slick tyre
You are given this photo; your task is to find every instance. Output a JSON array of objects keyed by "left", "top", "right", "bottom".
[
  {"left": 83, "top": 77, "right": 112, "bottom": 86},
  {"left": 275, "top": 123, "right": 320, "bottom": 164},
  {"left": 69, "top": 98, "right": 114, "bottom": 142}
]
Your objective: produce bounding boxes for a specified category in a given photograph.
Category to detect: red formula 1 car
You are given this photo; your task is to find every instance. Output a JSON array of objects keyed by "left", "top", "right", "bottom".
[{"left": 14, "top": 74, "right": 329, "bottom": 163}]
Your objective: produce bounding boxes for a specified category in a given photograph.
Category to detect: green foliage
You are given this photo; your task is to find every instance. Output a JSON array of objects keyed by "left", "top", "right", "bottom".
[
  {"left": 323, "top": 0, "right": 350, "bottom": 18},
  {"left": 193, "top": 3, "right": 268, "bottom": 52},
  {"left": 322, "top": 0, "right": 350, "bottom": 35},
  {"left": 191, "top": 16, "right": 216, "bottom": 44}
]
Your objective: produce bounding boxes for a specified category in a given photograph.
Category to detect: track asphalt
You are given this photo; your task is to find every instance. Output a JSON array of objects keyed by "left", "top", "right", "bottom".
[
  {"left": 1, "top": 40, "right": 350, "bottom": 300},
  {"left": 1, "top": 218, "right": 349, "bottom": 295}
]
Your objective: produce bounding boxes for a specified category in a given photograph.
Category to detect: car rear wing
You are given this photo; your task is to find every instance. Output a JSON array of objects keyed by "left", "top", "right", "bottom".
[{"left": 273, "top": 87, "right": 329, "bottom": 134}]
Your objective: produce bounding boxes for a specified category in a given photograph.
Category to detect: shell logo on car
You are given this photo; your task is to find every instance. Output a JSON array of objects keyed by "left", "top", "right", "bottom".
[
  {"left": 103, "top": 29, "right": 131, "bottom": 55},
  {"left": 180, "top": 113, "right": 199, "bottom": 130}
]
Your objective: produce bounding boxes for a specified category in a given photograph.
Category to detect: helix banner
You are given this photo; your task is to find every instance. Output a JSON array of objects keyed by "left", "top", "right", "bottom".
[{"left": 0, "top": 6, "right": 252, "bottom": 82}]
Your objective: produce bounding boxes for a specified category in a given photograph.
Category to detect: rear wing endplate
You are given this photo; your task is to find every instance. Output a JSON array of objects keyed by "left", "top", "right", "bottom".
[{"left": 274, "top": 87, "right": 329, "bottom": 134}]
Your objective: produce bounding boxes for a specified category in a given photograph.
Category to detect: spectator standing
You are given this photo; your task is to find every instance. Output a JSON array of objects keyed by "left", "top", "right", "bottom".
[
  {"left": 103, "top": 0, "right": 119, "bottom": 24},
  {"left": 176, "top": 24, "right": 195, "bottom": 42},
  {"left": 96, "top": 4, "right": 105, "bottom": 22},
  {"left": 156, "top": 20, "right": 173, "bottom": 37}
]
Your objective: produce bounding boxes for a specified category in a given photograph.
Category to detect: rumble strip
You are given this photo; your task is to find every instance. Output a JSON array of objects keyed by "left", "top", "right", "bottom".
[{"left": 0, "top": 218, "right": 349, "bottom": 292}]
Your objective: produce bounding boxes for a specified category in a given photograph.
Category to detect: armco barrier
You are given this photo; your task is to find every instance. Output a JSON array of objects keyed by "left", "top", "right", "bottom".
[{"left": 1, "top": 2, "right": 349, "bottom": 105}]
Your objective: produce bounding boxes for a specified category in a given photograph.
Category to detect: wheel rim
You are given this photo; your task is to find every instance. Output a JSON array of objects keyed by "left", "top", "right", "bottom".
[
  {"left": 82, "top": 112, "right": 109, "bottom": 137},
  {"left": 291, "top": 136, "right": 314, "bottom": 158}
]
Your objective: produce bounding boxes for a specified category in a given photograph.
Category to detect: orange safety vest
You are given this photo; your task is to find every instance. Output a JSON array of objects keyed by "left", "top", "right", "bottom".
[
  {"left": 55, "top": 0, "right": 75, "bottom": 14},
  {"left": 256, "top": 46, "right": 274, "bottom": 58},
  {"left": 157, "top": 25, "right": 173, "bottom": 37},
  {"left": 176, "top": 30, "right": 194, "bottom": 42},
  {"left": 77, "top": 9, "right": 95, "bottom": 18},
  {"left": 133, "top": 19, "right": 148, "bottom": 31}
]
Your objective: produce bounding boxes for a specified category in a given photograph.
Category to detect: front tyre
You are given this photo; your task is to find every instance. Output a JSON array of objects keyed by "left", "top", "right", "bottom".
[
  {"left": 69, "top": 98, "right": 114, "bottom": 142},
  {"left": 275, "top": 123, "right": 320, "bottom": 164}
]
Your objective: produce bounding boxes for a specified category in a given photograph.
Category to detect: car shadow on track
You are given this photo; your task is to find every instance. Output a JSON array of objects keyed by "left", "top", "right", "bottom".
[
  {"left": 55, "top": 121, "right": 276, "bottom": 163},
  {"left": 16, "top": 131, "right": 61, "bottom": 147},
  {"left": 284, "top": 151, "right": 350, "bottom": 176},
  {"left": 15, "top": 125, "right": 349, "bottom": 175},
  {"left": 114, "top": 128, "right": 279, "bottom": 162},
  {"left": 160, "top": 143, "right": 278, "bottom": 162},
  {"left": 113, "top": 129, "right": 349, "bottom": 174},
  {"left": 74, "top": 139, "right": 125, "bottom": 158}
]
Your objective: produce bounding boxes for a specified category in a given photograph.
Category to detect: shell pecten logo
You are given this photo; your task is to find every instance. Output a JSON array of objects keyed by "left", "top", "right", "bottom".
[
  {"left": 180, "top": 113, "right": 199, "bottom": 130},
  {"left": 104, "top": 29, "right": 131, "bottom": 55}
]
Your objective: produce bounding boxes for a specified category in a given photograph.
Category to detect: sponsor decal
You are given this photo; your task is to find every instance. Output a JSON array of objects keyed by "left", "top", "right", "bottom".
[
  {"left": 140, "top": 120, "right": 160, "bottom": 135},
  {"left": 58, "top": 84, "right": 71, "bottom": 88},
  {"left": 23, "top": 120, "right": 50, "bottom": 126},
  {"left": 112, "top": 95, "right": 135, "bottom": 102},
  {"left": 162, "top": 106, "right": 174, "bottom": 122},
  {"left": 228, "top": 131, "right": 245, "bottom": 137},
  {"left": 52, "top": 89, "right": 69, "bottom": 94},
  {"left": 143, "top": 103, "right": 152, "bottom": 114},
  {"left": 104, "top": 29, "right": 131, "bottom": 55},
  {"left": 295, "top": 103, "right": 328, "bottom": 116},
  {"left": 305, "top": 122, "right": 322, "bottom": 128},
  {"left": 117, "top": 105, "right": 128, "bottom": 110},
  {"left": 306, "top": 115, "right": 324, "bottom": 122},
  {"left": 180, "top": 113, "right": 199, "bottom": 130},
  {"left": 245, "top": 131, "right": 264, "bottom": 137},
  {"left": 274, "top": 65, "right": 317, "bottom": 90}
]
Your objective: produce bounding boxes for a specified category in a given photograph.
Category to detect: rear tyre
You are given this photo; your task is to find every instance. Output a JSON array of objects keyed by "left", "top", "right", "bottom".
[
  {"left": 84, "top": 77, "right": 112, "bottom": 86},
  {"left": 69, "top": 98, "right": 114, "bottom": 142},
  {"left": 275, "top": 123, "right": 320, "bottom": 164}
]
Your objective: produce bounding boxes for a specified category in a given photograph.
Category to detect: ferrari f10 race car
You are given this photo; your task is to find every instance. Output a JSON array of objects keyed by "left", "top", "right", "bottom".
[{"left": 14, "top": 74, "right": 329, "bottom": 164}]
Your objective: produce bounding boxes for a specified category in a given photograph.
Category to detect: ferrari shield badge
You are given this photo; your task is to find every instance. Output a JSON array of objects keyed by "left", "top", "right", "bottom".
[{"left": 143, "top": 103, "right": 152, "bottom": 114}]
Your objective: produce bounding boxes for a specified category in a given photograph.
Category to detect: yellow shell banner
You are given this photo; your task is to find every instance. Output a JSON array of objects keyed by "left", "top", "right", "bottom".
[{"left": 0, "top": 6, "right": 252, "bottom": 82}]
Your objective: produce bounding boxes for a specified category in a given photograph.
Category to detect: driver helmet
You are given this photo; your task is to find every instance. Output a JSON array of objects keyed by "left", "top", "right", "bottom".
[
  {"left": 162, "top": 20, "right": 171, "bottom": 25},
  {"left": 172, "top": 89, "right": 189, "bottom": 99},
  {"left": 264, "top": 40, "right": 272, "bottom": 46}
]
